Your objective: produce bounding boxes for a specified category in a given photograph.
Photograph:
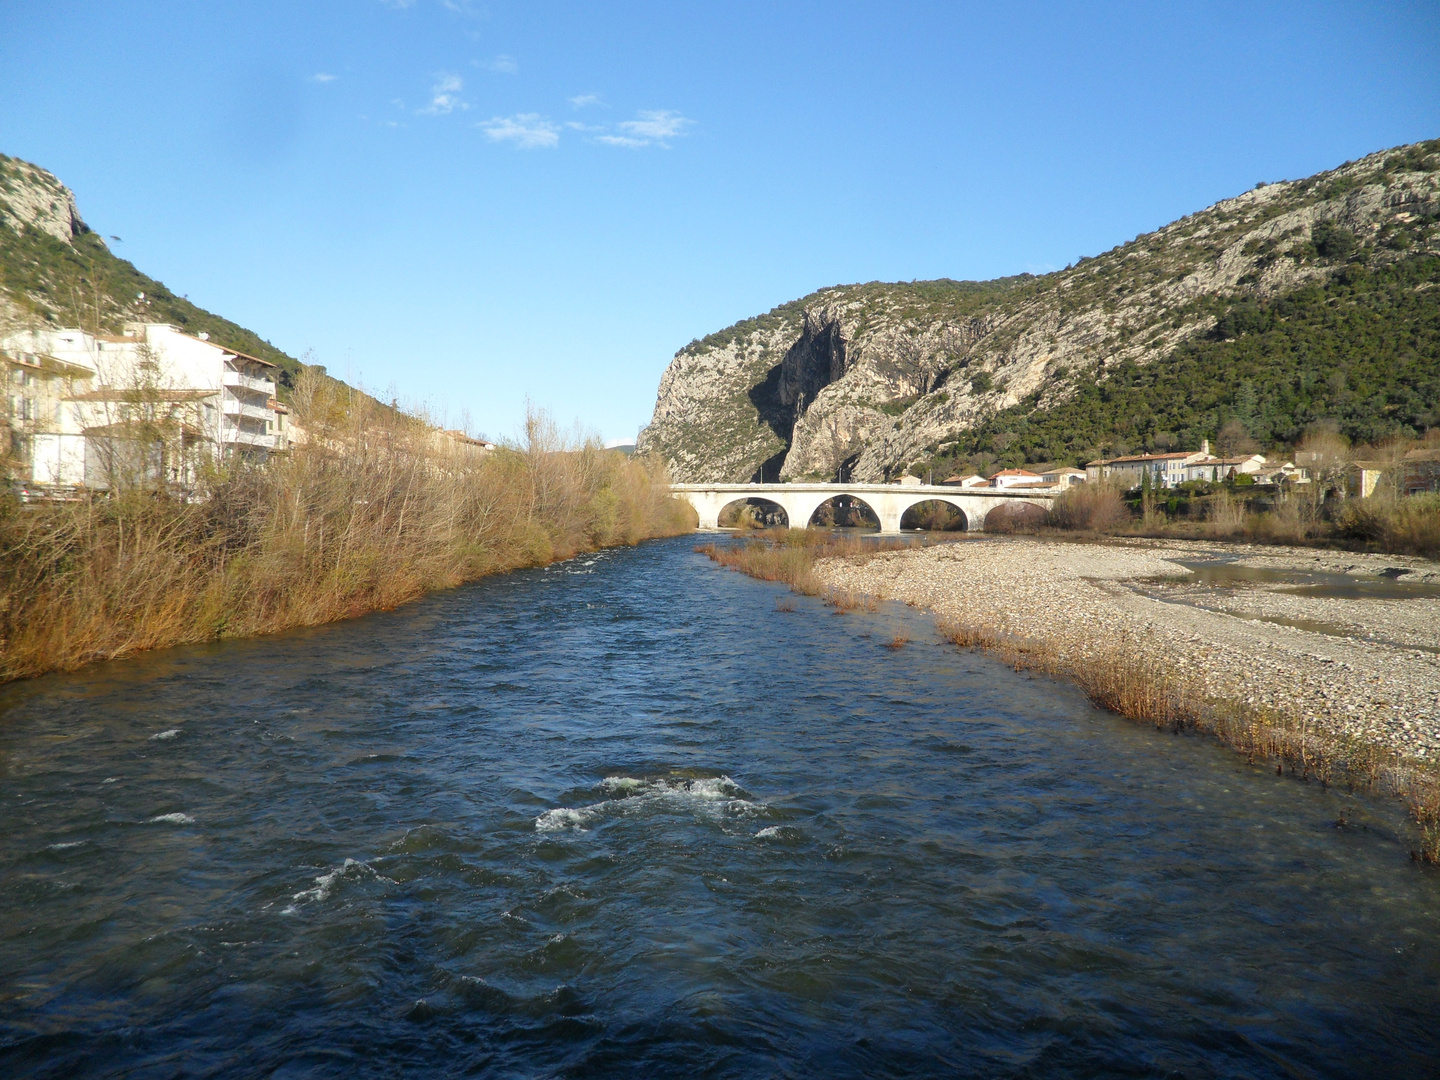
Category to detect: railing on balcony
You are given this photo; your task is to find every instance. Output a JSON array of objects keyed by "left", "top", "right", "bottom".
[
  {"left": 223, "top": 429, "right": 276, "bottom": 449},
  {"left": 223, "top": 369, "right": 276, "bottom": 395},
  {"left": 221, "top": 397, "right": 273, "bottom": 422}
]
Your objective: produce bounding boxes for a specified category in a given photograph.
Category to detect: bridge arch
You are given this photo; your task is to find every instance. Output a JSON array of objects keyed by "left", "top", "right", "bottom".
[
  {"left": 898, "top": 498, "right": 970, "bottom": 532},
  {"left": 983, "top": 500, "right": 1048, "bottom": 533},
  {"left": 716, "top": 497, "right": 789, "bottom": 529},
  {"left": 807, "top": 494, "right": 880, "bottom": 529}
]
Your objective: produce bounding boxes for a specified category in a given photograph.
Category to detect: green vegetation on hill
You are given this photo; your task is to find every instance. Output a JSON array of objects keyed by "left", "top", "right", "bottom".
[
  {"left": 916, "top": 252, "right": 1440, "bottom": 472},
  {"left": 0, "top": 153, "right": 302, "bottom": 391},
  {"left": 0, "top": 216, "right": 302, "bottom": 390}
]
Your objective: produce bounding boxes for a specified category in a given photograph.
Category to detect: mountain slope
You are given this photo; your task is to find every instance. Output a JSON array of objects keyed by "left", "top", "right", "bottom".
[
  {"left": 638, "top": 139, "right": 1440, "bottom": 481},
  {"left": 0, "top": 154, "right": 302, "bottom": 390}
]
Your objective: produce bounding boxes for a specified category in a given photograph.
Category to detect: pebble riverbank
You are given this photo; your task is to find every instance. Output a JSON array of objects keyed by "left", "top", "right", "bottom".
[{"left": 816, "top": 536, "right": 1440, "bottom": 762}]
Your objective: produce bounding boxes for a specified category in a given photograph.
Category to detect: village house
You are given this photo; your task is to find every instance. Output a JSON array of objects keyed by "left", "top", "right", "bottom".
[
  {"left": 1182, "top": 452, "right": 1269, "bottom": 483},
  {"left": 988, "top": 468, "right": 1045, "bottom": 489},
  {"left": 1086, "top": 450, "right": 1209, "bottom": 489},
  {"left": 1040, "top": 467, "right": 1086, "bottom": 489},
  {"left": 1344, "top": 460, "right": 1389, "bottom": 499},
  {"left": 1403, "top": 447, "right": 1440, "bottom": 494},
  {"left": 0, "top": 323, "right": 281, "bottom": 490},
  {"left": 939, "top": 474, "right": 988, "bottom": 488}
]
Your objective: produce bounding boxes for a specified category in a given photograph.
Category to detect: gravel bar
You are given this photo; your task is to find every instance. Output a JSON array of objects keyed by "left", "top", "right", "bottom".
[{"left": 818, "top": 536, "right": 1440, "bottom": 761}]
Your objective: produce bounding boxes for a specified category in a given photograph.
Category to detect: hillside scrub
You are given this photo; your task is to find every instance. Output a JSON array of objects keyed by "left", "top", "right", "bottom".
[
  {"left": 926, "top": 253, "right": 1440, "bottom": 476},
  {"left": 0, "top": 375, "right": 694, "bottom": 682}
]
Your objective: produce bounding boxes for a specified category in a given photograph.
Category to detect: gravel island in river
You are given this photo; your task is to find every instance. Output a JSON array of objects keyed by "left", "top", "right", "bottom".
[{"left": 816, "top": 536, "right": 1440, "bottom": 761}]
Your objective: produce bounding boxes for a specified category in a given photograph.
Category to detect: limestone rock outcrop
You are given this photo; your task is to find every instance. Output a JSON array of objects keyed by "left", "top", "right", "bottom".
[
  {"left": 638, "top": 140, "right": 1440, "bottom": 481},
  {"left": 0, "top": 155, "right": 91, "bottom": 244}
]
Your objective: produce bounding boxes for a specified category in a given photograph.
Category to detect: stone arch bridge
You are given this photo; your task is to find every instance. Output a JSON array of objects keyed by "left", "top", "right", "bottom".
[{"left": 671, "top": 483, "right": 1057, "bottom": 534}]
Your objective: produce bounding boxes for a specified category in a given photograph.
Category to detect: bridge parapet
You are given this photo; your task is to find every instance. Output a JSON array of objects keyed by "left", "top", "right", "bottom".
[{"left": 670, "top": 482, "right": 1056, "bottom": 534}]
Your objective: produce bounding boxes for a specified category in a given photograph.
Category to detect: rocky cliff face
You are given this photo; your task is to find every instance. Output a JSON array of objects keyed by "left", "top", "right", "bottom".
[
  {"left": 638, "top": 140, "right": 1440, "bottom": 481},
  {"left": 0, "top": 156, "right": 90, "bottom": 245}
]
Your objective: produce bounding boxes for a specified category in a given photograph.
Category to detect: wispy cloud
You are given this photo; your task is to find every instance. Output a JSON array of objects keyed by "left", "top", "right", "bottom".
[
  {"left": 480, "top": 54, "right": 518, "bottom": 74},
  {"left": 378, "top": 0, "right": 416, "bottom": 8},
  {"left": 595, "top": 109, "right": 692, "bottom": 148},
  {"left": 310, "top": 73, "right": 338, "bottom": 83},
  {"left": 479, "top": 114, "right": 560, "bottom": 149},
  {"left": 565, "top": 121, "right": 603, "bottom": 131},
  {"left": 568, "top": 92, "right": 603, "bottom": 108},
  {"left": 421, "top": 74, "right": 466, "bottom": 115}
]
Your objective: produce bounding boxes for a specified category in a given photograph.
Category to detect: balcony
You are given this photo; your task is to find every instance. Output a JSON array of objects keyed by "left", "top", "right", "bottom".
[
  {"left": 221, "top": 397, "right": 273, "bottom": 422},
  {"left": 223, "top": 429, "right": 276, "bottom": 449},
  {"left": 223, "top": 369, "right": 276, "bottom": 395}
]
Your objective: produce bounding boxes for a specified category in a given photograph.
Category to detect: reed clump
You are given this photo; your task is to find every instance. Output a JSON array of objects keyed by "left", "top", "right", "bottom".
[
  {"left": 0, "top": 373, "right": 694, "bottom": 682},
  {"left": 1046, "top": 483, "right": 1129, "bottom": 532},
  {"left": 695, "top": 528, "right": 936, "bottom": 611}
]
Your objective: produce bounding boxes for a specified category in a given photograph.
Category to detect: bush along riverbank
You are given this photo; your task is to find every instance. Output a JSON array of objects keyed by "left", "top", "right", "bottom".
[
  {"left": 700, "top": 530, "right": 1440, "bottom": 864},
  {"left": 0, "top": 373, "right": 695, "bottom": 682},
  {"left": 1042, "top": 477, "right": 1440, "bottom": 559}
]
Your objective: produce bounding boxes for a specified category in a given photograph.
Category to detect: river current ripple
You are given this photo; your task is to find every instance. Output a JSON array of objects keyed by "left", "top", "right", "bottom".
[{"left": 2, "top": 537, "right": 1438, "bottom": 1077}]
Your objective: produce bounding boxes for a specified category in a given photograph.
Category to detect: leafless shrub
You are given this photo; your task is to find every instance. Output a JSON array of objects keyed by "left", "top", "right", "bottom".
[{"left": 1047, "top": 483, "right": 1129, "bottom": 531}]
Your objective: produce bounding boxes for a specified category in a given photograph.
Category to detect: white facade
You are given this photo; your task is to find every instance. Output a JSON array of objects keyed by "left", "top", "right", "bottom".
[
  {"left": 1086, "top": 452, "right": 1207, "bottom": 489},
  {"left": 989, "top": 468, "right": 1045, "bottom": 489}
]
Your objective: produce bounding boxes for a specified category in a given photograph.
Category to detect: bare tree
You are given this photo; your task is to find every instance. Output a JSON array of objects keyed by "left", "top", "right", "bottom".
[{"left": 1215, "top": 418, "right": 1259, "bottom": 457}]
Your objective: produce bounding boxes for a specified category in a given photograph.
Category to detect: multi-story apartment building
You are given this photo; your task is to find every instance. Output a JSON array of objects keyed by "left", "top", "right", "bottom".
[{"left": 1, "top": 323, "right": 281, "bottom": 490}]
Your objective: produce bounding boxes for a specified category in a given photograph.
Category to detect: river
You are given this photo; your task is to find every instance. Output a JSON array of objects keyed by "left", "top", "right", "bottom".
[{"left": 2, "top": 536, "right": 1438, "bottom": 1078}]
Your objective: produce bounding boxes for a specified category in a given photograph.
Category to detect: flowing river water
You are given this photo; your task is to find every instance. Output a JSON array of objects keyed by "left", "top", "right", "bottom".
[{"left": 2, "top": 536, "right": 1438, "bottom": 1078}]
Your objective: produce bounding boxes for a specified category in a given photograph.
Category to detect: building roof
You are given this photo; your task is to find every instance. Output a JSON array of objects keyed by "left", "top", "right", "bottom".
[
  {"left": 1100, "top": 451, "right": 1202, "bottom": 465},
  {"left": 991, "top": 468, "right": 1042, "bottom": 477},
  {"left": 1189, "top": 454, "right": 1265, "bottom": 467}
]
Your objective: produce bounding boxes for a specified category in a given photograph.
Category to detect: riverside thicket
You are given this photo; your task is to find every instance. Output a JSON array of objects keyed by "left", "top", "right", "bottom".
[{"left": 0, "top": 372, "right": 694, "bottom": 681}]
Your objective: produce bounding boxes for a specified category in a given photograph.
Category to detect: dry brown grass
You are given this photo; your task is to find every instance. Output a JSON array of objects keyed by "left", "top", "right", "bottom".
[
  {"left": 695, "top": 528, "right": 942, "bottom": 611},
  {"left": 885, "top": 634, "right": 909, "bottom": 649},
  {"left": 1047, "top": 483, "right": 1129, "bottom": 532},
  {"left": 1334, "top": 494, "right": 1440, "bottom": 560},
  {"left": 0, "top": 374, "right": 694, "bottom": 682}
]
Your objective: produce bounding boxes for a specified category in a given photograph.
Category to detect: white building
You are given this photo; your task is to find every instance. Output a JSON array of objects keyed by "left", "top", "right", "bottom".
[
  {"left": 940, "top": 474, "right": 989, "bottom": 488},
  {"left": 2, "top": 323, "right": 281, "bottom": 490},
  {"left": 1040, "top": 467, "right": 1086, "bottom": 490},
  {"left": 988, "top": 468, "right": 1045, "bottom": 489},
  {"left": 1181, "top": 453, "right": 1268, "bottom": 483},
  {"left": 1086, "top": 451, "right": 1209, "bottom": 489}
]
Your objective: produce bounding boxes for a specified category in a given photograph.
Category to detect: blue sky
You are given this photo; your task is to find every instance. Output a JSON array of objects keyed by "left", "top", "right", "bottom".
[{"left": 1, "top": 1, "right": 1437, "bottom": 443}]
